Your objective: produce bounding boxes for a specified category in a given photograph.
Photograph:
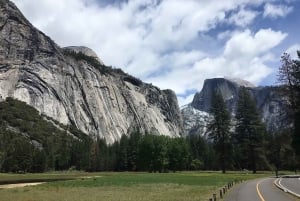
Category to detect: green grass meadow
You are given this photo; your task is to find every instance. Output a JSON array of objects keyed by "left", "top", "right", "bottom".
[{"left": 0, "top": 171, "right": 273, "bottom": 201}]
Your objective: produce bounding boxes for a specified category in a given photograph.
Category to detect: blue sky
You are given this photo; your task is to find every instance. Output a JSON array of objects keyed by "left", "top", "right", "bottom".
[{"left": 12, "top": 0, "right": 300, "bottom": 106}]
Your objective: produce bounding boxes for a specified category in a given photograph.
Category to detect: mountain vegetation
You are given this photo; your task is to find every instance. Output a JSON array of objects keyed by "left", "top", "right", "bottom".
[
  {"left": 0, "top": 90, "right": 299, "bottom": 173},
  {"left": 0, "top": 98, "right": 91, "bottom": 173}
]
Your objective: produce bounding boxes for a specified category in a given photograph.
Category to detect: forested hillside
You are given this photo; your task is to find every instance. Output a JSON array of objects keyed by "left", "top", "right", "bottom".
[{"left": 0, "top": 98, "right": 91, "bottom": 172}]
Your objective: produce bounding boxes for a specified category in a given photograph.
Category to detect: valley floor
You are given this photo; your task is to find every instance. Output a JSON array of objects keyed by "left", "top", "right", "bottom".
[{"left": 0, "top": 171, "right": 276, "bottom": 201}]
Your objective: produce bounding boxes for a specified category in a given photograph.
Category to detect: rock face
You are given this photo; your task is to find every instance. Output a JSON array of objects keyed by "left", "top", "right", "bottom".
[
  {"left": 181, "top": 105, "right": 211, "bottom": 137},
  {"left": 63, "top": 46, "right": 105, "bottom": 65},
  {"left": 191, "top": 78, "right": 243, "bottom": 114},
  {"left": 182, "top": 78, "right": 289, "bottom": 136},
  {"left": 0, "top": 0, "right": 183, "bottom": 143}
]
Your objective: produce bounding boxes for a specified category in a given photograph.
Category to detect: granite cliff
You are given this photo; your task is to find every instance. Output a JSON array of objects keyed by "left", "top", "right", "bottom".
[
  {"left": 0, "top": 0, "right": 183, "bottom": 143},
  {"left": 182, "top": 78, "right": 289, "bottom": 136}
]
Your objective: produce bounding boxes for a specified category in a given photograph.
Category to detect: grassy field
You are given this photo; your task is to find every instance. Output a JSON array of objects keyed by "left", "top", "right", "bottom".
[{"left": 0, "top": 171, "right": 274, "bottom": 201}]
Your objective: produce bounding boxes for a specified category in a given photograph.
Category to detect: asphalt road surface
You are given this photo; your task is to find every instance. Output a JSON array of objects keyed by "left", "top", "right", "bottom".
[
  {"left": 225, "top": 177, "right": 300, "bottom": 201},
  {"left": 277, "top": 177, "right": 300, "bottom": 197}
]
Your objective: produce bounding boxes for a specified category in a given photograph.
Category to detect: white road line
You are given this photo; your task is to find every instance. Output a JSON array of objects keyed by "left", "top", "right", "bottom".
[{"left": 274, "top": 178, "right": 300, "bottom": 198}]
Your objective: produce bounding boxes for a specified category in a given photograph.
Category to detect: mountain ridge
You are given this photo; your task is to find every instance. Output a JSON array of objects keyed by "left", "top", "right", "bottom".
[
  {"left": 0, "top": 0, "right": 183, "bottom": 143},
  {"left": 182, "top": 77, "right": 290, "bottom": 136}
]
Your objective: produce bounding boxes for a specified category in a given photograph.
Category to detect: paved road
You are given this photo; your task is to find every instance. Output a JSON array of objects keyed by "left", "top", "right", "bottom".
[
  {"left": 277, "top": 177, "right": 300, "bottom": 197},
  {"left": 225, "top": 177, "right": 300, "bottom": 201}
]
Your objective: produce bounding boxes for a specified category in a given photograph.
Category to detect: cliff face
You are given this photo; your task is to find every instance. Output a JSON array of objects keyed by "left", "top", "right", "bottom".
[
  {"left": 191, "top": 78, "right": 244, "bottom": 113},
  {"left": 0, "top": 0, "right": 183, "bottom": 143},
  {"left": 182, "top": 78, "right": 289, "bottom": 136}
]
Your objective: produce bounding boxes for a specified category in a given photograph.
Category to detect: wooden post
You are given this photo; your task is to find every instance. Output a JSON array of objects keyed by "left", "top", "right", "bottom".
[
  {"left": 213, "top": 193, "right": 217, "bottom": 201},
  {"left": 220, "top": 189, "right": 223, "bottom": 199}
]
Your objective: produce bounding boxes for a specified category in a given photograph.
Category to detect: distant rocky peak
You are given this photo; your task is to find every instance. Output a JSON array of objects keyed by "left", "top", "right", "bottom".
[
  {"left": 191, "top": 78, "right": 241, "bottom": 112},
  {"left": 190, "top": 77, "right": 255, "bottom": 112},
  {"left": 63, "top": 46, "right": 104, "bottom": 65},
  {"left": 224, "top": 77, "right": 256, "bottom": 88},
  {"left": 186, "top": 77, "right": 289, "bottom": 135}
]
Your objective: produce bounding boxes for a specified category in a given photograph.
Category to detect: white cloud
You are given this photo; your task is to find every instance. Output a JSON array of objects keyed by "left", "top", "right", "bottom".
[
  {"left": 147, "top": 29, "right": 287, "bottom": 99},
  {"left": 224, "top": 29, "right": 287, "bottom": 59},
  {"left": 263, "top": 3, "right": 293, "bottom": 18},
  {"left": 11, "top": 0, "right": 290, "bottom": 106},
  {"left": 228, "top": 8, "right": 258, "bottom": 27},
  {"left": 12, "top": 0, "right": 270, "bottom": 75},
  {"left": 178, "top": 94, "right": 195, "bottom": 108},
  {"left": 286, "top": 44, "right": 300, "bottom": 59}
]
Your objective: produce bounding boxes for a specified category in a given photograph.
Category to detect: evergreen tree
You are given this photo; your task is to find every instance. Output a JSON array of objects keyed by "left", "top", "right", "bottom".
[
  {"left": 138, "top": 134, "right": 155, "bottom": 172},
  {"left": 168, "top": 137, "right": 189, "bottom": 172},
  {"left": 89, "top": 141, "right": 100, "bottom": 171},
  {"left": 152, "top": 135, "right": 168, "bottom": 172},
  {"left": 208, "top": 91, "right": 231, "bottom": 173},
  {"left": 187, "top": 134, "right": 210, "bottom": 170},
  {"left": 97, "top": 138, "right": 108, "bottom": 171},
  {"left": 117, "top": 134, "right": 129, "bottom": 171},
  {"left": 234, "top": 87, "right": 266, "bottom": 173},
  {"left": 278, "top": 52, "right": 300, "bottom": 155},
  {"left": 0, "top": 126, "right": 8, "bottom": 171},
  {"left": 70, "top": 137, "right": 91, "bottom": 171},
  {"left": 106, "top": 142, "right": 118, "bottom": 171},
  {"left": 127, "top": 130, "right": 142, "bottom": 171},
  {"left": 2, "top": 136, "right": 33, "bottom": 173},
  {"left": 138, "top": 134, "right": 169, "bottom": 172},
  {"left": 31, "top": 149, "right": 47, "bottom": 172},
  {"left": 55, "top": 132, "right": 71, "bottom": 170},
  {"left": 267, "top": 130, "right": 297, "bottom": 175}
]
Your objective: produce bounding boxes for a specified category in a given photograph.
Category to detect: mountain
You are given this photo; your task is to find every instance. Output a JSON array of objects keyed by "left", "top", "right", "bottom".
[
  {"left": 0, "top": 0, "right": 183, "bottom": 143},
  {"left": 182, "top": 78, "right": 290, "bottom": 136}
]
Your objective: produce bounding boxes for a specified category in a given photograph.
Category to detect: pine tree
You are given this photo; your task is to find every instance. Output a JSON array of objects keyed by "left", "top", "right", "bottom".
[
  {"left": 138, "top": 134, "right": 155, "bottom": 172},
  {"left": 234, "top": 87, "right": 266, "bottom": 173},
  {"left": 267, "top": 130, "right": 296, "bottom": 176},
  {"left": 127, "top": 130, "right": 142, "bottom": 171},
  {"left": 168, "top": 137, "right": 189, "bottom": 172},
  {"left": 117, "top": 134, "right": 129, "bottom": 171},
  {"left": 187, "top": 134, "right": 211, "bottom": 170},
  {"left": 278, "top": 52, "right": 300, "bottom": 156},
  {"left": 208, "top": 91, "right": 231, "bottom": 173},
  {"left": 89, "top": 141, "right": 99, "bottom": 171}
]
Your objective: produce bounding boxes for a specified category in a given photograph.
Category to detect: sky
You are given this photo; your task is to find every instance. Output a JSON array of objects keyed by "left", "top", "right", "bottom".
[{"left": 12, "top": 0, "right": 300, "bottom": 106}]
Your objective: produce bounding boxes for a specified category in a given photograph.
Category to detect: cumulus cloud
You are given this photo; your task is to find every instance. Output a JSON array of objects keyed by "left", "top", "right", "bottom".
[
  {"left": 286, "top": 44, "right": 300, "bottom": 59},
  {"left": 263, "top": 3, "right": 293, "bottom": 18},
  {"left": 178, "top": 94, "right": 195, "bottom": 108},
  {"left": 148, "top": 28, "right": 287, "bottom": 103},
  {"left": 228, "top": 8, "right": 258, "bottom": 27},
  {"left": 12, "top": 0, "right": 290, "bottom": 106}
]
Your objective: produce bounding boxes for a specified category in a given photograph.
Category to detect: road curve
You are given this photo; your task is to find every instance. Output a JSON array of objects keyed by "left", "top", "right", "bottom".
[
  {"left": 225, "top": 177, "right": 299, "bottom": 201},
  {"left": 275, "top": 177, "right": 300, "bottom": 198}
]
